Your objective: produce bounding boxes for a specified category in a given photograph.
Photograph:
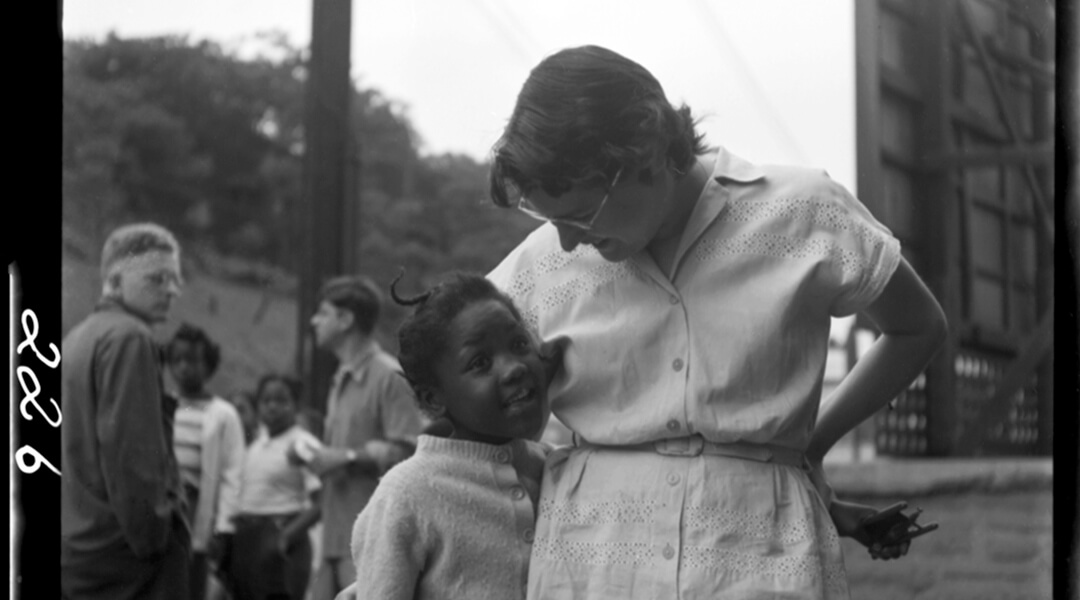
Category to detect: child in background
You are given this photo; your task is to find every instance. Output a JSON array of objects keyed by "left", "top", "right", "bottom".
[
  {"left": 166, "top": 324, "right": 246, "bottom": 600},
  {"left": 227, "top": 375, "right": 322, "bottom": 600},
  {"left": 344, "top": 272, "right": 552, "bottom": 600},
  {"left": 227, "top": 390, "right": 260, "bottom": 447},
  {"left": 294, "top": 406, "right": 327, "bottom": 600}
]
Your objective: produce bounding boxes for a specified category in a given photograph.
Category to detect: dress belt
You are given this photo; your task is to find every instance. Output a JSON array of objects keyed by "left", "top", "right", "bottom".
[{"left": 576, "top": 434, "right": 806, "bottom": 468}]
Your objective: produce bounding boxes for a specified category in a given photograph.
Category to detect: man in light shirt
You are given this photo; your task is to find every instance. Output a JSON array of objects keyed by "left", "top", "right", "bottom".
[{"left": 306, "top": 275, "right": 424, "bottom": 600}]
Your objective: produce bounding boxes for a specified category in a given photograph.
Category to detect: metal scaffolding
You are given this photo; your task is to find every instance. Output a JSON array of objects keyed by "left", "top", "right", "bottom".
[{"left": 855, "top": 0, "right": 1055, "bottom": 457}]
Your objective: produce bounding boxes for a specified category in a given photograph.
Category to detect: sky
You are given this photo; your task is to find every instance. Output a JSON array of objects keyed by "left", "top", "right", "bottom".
[{"left": 62, "top": 0, "right": 858, "bottom": 190}]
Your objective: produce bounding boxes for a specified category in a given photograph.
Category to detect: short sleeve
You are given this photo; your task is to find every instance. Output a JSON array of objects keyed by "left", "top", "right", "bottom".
[
  {"left": 819, "top": 175, "right": 902, "bottom": 316},
  {"left": 377, "top": 370, "right": 424, "bottom": 443}
]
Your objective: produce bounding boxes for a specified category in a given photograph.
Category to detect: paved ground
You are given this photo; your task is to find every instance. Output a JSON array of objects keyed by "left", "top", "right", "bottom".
[{"left": 828, "top": 459, "right": 1055, "bottom": 600}]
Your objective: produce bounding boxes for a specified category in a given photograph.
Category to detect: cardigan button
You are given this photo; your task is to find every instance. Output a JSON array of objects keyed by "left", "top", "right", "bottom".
[
  {"left": 511, "top": 486, "right": 526, "bottom": 500},
  {"left": 523, "top": 528, "right": 535, "bottom": 543},
  {"left": 672, "top": 358, "right": 684, "bottom": 372},
  {"left": 495, "top": 450, "right": 510, "bottom": 463}
]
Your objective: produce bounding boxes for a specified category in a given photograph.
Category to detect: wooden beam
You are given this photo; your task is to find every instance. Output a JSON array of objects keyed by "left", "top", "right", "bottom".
[
  {"left": 920, "top": 143, "right": 1054, "bottom": 168},
  {"left": 917, "top": 0, "right": 961, "bottom": 457},
  {"left": 855, "top": 0, "right": 884, "bottom": 213},
  {"left": 957, "top": 0, "right": 1055, "bottom": 245},
  {"left": 955, "top": 305, "right": 1054, "bottom": 451},
  {"left": 984, "top": 36, "right": 1055, "bottom": 85},
  {"left": 298, "top": 0, "right": 354, "bottom": 412}
]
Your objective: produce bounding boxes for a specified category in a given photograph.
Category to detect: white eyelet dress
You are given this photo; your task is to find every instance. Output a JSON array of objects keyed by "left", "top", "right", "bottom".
[{"left": 488, "top": 147, "right": 901, "bottom": 600}]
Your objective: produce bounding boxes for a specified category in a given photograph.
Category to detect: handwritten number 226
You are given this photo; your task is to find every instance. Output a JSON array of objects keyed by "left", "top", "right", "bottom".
[{"left": 16, "top": 309, "right": 61, "bottom": 476}]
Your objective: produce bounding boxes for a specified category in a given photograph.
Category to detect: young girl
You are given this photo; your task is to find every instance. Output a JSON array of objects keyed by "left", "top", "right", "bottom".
[
  {"left": 165, "top": 323, "right": 245, "bottom": 600},
  {"left": 487, "top": 45, "right": 947, "bottom": 598},
  {"left": 227, "top": 374, "right": 322, "bottom": 600},
  {"left": 346, "top": 272, "right": 551, "bottom": 600}
]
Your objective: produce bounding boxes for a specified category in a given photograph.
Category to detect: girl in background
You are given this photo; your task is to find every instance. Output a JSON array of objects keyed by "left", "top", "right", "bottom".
[
  {"left": 228, "top": 375, "right": 322, "bottom": 600},
  {"left": 166, "top": 323, "right": 245, "bottom": 600},
  {"left": 227, "top": 390, "right": 259, "bottom": 447}
]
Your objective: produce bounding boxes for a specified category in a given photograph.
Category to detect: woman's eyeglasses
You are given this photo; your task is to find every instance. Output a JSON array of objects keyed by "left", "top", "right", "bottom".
[{"left": 517, "top": 167, "right": 624, "bottom": 233}]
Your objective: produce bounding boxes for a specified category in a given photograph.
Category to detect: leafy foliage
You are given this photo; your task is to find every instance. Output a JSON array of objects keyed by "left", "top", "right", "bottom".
[{"left": 62, "top": 33, "right": 540, "bottom": 376}]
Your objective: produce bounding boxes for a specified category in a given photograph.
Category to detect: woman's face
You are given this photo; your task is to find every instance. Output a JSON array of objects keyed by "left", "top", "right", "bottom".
[{"left": 523, "top": 167, "right": 677, "bottom": 262}]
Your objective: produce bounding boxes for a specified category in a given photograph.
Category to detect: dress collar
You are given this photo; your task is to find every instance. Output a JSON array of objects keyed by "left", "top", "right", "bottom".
[
  {"left": 710, "top": 145, "right": 767, "bottom": 183},
  {"left": 656, "top": 147, "right": 765, "bottom": 281}
]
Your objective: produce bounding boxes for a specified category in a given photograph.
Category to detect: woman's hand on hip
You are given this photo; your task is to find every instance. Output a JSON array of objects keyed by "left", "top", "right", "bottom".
[{"left": 829, "top": 499, "right": 911, "bottom": 560}]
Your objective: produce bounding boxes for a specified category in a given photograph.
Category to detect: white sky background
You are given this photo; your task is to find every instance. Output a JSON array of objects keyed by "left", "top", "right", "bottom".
[{"left": 62, "top": 0, "right": 858, "bottom": 192}]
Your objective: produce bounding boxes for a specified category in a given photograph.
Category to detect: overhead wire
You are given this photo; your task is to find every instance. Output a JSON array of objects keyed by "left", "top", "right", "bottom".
[{"left": 689, "top": 0, "right": 811, "bottom": 165}]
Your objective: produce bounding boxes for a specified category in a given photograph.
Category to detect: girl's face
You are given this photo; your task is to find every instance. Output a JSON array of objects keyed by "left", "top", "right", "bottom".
[
  {"left": 167, "top": 339, "right": 209, "bottom": 396},
  {"left": 258, "top": 380, "right": 297, "bottom": 436},
  {"left": 523, "top": 166, "right": 677, "bottom": 262},
  {"left": 425, "top": 299, "right": 548, "bottom": 445}
]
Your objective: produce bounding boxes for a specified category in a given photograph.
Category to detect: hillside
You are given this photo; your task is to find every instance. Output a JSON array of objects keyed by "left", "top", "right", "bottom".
[{"left": 63, "top": 245, "right": 302, "bottom": 398}]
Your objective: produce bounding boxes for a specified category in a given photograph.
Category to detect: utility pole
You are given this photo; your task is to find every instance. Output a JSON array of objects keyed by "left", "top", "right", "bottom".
[{"left": 297, "top": 0, "right": 356, "bottom": 414}]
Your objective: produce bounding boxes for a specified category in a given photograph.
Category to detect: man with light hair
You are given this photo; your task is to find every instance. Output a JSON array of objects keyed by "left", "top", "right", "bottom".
[{"left": 61, "top": 222, "right": 191, "bottom": 600}]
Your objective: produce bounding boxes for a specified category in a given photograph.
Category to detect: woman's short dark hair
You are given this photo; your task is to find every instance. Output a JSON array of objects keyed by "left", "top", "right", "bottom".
[
  {"left": 390, "top": 271, "right": 523, "bottom": 401},
  {"left": 166, "top": 322, "right": 222, "bottom": 376},
  {"left": 319, "top": 275, "right": 382, "bottom": 335},
  {"left": 489, "top": 45, "right": 708, "bottom": 207}
]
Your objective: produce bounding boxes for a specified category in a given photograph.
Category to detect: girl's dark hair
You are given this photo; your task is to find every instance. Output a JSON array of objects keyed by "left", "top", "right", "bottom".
[
  {"left": 254, "top": 373, "right": 302, "bottom": 406},
  {"left": 489, "top": 45, "right": 708, "bottom": 207},
  {"left": 166, "top": 322, "right": 222, "bottom": 376},
  {"left": 390, "top": 270, "right": 524, "bottom": 396}
]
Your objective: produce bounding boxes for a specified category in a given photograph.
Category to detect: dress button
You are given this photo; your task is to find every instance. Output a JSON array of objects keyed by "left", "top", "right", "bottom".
[
  {"left": 667, "top": 472, "right": 680, "bottom": 486},
  {"left": 523, "top": 528, "right": 535, "bottom": 543},
  {"left": 662, "top": 544, "right": 675, "bottom": 560},
  {"left": 672, "top": 358, "right": 684, "bottom": 372},
  {"left": 511, "top": 486, "right": 526, "bottom": 500},
  {"left": 666, "top": 419, "right": 680, "bottom": 432},
  {"left": 669, "top": 294, "right": 680, "bottom": 305}
]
